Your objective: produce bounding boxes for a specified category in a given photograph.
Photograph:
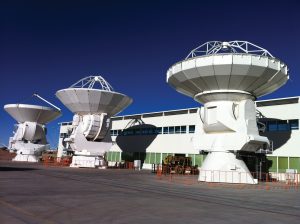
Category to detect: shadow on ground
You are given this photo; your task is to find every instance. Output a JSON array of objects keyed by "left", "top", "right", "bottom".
[{"left": 0, "top": 167, "right": 38, "bottom": 171}]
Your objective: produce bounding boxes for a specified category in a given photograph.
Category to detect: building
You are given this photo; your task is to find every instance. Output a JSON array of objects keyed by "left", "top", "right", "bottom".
[
  {"left": 109, "top": 108, "right": 201, "bottom": 169},
  {"left": 58, "top": 96, "right": 300, "bottom": 172},
  {"left": 57, "top": 121, "right": 72, "bottom": 158},
  {"left": 255, "top": 97, "right": 300, "bottom": 173}
]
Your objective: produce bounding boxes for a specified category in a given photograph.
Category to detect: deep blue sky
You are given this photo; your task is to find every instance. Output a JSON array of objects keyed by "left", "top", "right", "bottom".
[{"left": 1, "top": 0, "right": 299, "bottom": 148}]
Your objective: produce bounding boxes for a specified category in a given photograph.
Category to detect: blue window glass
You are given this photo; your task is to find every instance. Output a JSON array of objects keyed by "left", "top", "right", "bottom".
[
  {"left": 277, "top": 120, "right": 289, "bottom": 131},
  {"left": 123, "top": 129, "right": 133, "bottom": 136},
  {"left": 169, "top": 126, "right": 175, "bottom": 134},
  {"left": 163, "top": 127, "right": 168, "bottom": 134},
  {"left": 189, "top": 125, "right": 195, "bottom": 133},
  {"left": 156, "top": 127, "right": 162, "bottom": 134},
  {"left": 289, "top": 119, "right": 299, "bottom": 130},
  {"left": 175, "top": 126, "right": 180, "bottom": 134},
  {"left": 148, "top": 128, "right": 154, "bottom": 135},
  {"left": 181, "top": 126, "right": 187, "bottom": 133},
  {"left": 268, "top": 121, "right": 277, "bottom": 131},
  {"left": 141, "top": 128, "right": 148, "bottom": 135}
]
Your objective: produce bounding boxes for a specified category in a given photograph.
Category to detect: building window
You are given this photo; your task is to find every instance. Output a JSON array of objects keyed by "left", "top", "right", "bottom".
[
  {"left": 123, "top": 129, "right": 134, "bottom": 136},
  {"left": 110, "top": 130, "right": 121, "bottom": 136},
  {"left": 163, "top": 127, "right": 168, "bottom": 134},
  {"left": 59, "top": 133, "right": 68, "bottom": 138},
  {"left": 189, "top": 125, "right": 195, "bottom": 133},
  {"left": 262, "top": 119, "right": 299, "bottom": 132},
  {"left": 169, "top": 126, "right": 175, "bottom": 134},
  {"left": 147, "top": 128, "right": 153, "bottom": 135},
  {"left": 156, "top": 127, "right": 162, "bottom": 134},
  {"left": 268, "top": 121, "right": 277, "bottom": 132},
  {"left": 61, "top": 122, "right": 72, "bottom": 126},
  {"left": 148, "top": 128, "right": 156, "bottom": 135},
  {"left": 111, "top": 125, "right": 195, "bottom": 136},
  {"left": 141, "top": 128, "right": 148, "bottom": 135},
  {"left": 289, "top": 119, "right": 299, "bottom": 130},
  {"left": 180, "top": 126, "right": 187, "bottom": 133},
  {"left": 277, "top": 120, "right": 289, "bottom": 131}
]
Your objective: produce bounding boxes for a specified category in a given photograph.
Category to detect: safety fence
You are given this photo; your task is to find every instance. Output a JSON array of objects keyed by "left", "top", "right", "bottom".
[
  {"left": 155, "top": 166, "right": 300, "bottom": 191},
  {"left": 42, "top": 156, "right": 72, "bottom": 167},
  {"left": 42, "top": 158, "right": 139, "bottom": 169},
  {"left": 152, "top": 164, "right": 199, "bottom": 175}
]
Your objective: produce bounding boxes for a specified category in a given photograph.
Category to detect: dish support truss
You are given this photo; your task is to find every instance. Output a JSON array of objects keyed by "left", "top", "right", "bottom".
[
  {"left": 70, "top": 75, "right": 114, "bottom": 91},
  {"left": 186, "top": 41, "right": 274, "bottom": 59}
]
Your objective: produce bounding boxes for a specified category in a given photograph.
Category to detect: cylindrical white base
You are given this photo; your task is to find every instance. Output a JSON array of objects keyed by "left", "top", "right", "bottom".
[
  {"left": 12, "top": 154, "right": 39, "bottom": 163},
  {"left": 199, "top": 152, "right": 257, "bottom": 184},
  {"left": 70, "top": 155, "right": 106, "bottom": 168}
]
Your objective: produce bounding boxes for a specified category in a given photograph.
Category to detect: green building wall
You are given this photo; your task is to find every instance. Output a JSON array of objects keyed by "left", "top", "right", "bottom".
[
  {"left": 267, "top": 156, "right": 300, "bottom": 172},
  {"left": 106, "top": 152, "right": 300, "bottom": 173},
  {"left": 106, "top": 151, "right": 206, "bottom": 167}
]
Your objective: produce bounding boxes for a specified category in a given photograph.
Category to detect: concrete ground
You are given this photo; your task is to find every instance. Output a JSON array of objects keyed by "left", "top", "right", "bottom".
[{"left": 0, "top": 161, "right": 299, "bottom": 224}]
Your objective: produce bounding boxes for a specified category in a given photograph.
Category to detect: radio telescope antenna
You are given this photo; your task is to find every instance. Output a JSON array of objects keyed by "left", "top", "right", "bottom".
[
  {"left": 56, "top": 75, "right": 132, "bottom": 168},
  {"left": 167, "top": 40, "right": 289, "bottom": 184}
]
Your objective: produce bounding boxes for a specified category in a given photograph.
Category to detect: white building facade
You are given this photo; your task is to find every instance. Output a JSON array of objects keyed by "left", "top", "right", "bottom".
[
  {"left": 58, "top": 96, "right": 300, "bottom": 172},
  {"left": 256, "top": 97, "right": 300, "bottom": 173}
]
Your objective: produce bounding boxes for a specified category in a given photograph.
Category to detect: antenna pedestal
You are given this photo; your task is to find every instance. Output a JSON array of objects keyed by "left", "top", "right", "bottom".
[
  {"left": 4, "top": 102, "right": 61, "bottom": 163},
  {"left": 198, "top": 152, "right": 257, "bottom": 184},
  {"left": 10, "top": 139, "right": 50, "bottom": 162},
  {"left": 195, "top": 96, "right": 269, "bottom": 184},
  {"left": 8, "top": 121, "right": 51, "bottom": 162},
  {"left": 63, "top": 114, "right": 112, "bottom": 168}
]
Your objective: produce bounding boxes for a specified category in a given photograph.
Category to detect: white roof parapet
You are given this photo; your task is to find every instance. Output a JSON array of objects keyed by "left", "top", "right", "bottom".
[
  {"left": 70, "top": 75, "right": 114, "bottom": 91},
  {"left": 186, "top": 41, "right": 274, "bottom": 59}
]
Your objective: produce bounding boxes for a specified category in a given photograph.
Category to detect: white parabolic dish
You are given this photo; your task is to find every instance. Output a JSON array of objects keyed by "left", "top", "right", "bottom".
[
  {"left": 4, "top": 104, "right": 61, "bottom": 124},
  {"left": 56, "top": 76, "right": 132, "bottom": 116},
  {"left": 56, "top": 89, "right": 132, "bottom": 116},
  {"left": 167, "top": 41, "right": 289, "bottom": 103}
]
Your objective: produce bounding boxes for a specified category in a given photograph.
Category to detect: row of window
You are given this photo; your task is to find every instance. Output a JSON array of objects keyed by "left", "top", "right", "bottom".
[
  {"left": 59, "top": 133, "right": 69, "bottom": 138},
  {"left": 60, "top": 122, "right": 72, "bottom": 126},
  {"left": 260, "top": 119, "right": 299, "bottom": 132},
  {"left": 110, "top": 125, "right": 196, "bottom": 136},
  {"left": 267, "top": 156, "right": 300, "bottom": 172}
]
